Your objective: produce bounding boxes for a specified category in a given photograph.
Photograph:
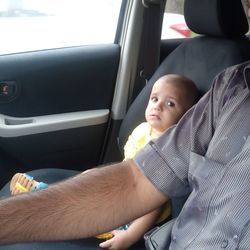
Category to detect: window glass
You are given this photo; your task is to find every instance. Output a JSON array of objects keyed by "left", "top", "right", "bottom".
[
  {"left": 0, "top": 0, "right": 122, "bottom": 55},
  {"left": 161, "top": 0, "right": 191, "bottom": 39}
]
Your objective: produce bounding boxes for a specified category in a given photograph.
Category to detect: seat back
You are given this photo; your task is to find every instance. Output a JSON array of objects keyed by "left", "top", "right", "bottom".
[{"left": 119, "top": 0, "right": 250, "bottom": 155}]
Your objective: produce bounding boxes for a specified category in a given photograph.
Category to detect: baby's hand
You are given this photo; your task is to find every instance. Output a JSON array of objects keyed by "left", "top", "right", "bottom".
[{"left": 99, "top": 229, "right": 132, "bottom": 250}]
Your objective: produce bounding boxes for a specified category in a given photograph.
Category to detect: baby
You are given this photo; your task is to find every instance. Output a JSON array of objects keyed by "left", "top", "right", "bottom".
[{"left": 10, "top": 74, "right": 199, "bottom": 250}]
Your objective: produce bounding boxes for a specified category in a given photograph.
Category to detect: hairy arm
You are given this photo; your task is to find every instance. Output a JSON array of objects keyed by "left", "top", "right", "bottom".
[{"left": 0, "top": 160, "right": 167, "bottom": 245}]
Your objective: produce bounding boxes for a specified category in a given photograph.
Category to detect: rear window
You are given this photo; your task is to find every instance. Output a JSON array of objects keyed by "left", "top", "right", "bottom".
[
  {"left": 162, "top": 0, "right": 250, "bottom": 39},
  {"left": 161, "top": 0, "right": 191, "bottom": 39}
]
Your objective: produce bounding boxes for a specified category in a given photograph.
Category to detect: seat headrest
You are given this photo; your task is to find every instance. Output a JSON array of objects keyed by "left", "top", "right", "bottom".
[{"left": 184, "top": 0, "right": 249, "bottom": 37}]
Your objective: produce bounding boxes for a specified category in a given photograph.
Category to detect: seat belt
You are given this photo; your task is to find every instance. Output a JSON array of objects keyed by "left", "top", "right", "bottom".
[{"left": 130, "top": 0, "right": 165, "bottom": 102}]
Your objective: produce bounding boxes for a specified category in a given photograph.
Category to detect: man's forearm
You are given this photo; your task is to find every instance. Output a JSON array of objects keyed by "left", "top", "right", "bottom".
[{"left": 0, "top": 160, "right": 166, "bottom": 245}]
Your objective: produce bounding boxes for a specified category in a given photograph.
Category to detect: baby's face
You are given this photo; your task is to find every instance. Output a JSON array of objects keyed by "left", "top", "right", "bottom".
[{"left": 145, "top": 79, "right": 190, "bottom": 135}]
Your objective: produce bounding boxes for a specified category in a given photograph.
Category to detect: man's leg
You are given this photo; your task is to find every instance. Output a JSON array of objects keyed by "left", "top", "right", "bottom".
[{"left": 0, "top": 238, "right": 146, "bottom": 250}]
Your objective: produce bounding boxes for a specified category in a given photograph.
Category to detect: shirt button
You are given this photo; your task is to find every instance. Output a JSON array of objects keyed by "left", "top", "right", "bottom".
[
  {"left": 233, "top": 234, "right": 239, "bottom": 244},
  {"left": 221, "top": 239, "right": 228, "bottom": 248},
  {"left": 233, "top": 235, "right": 238, "bottom": 240}
]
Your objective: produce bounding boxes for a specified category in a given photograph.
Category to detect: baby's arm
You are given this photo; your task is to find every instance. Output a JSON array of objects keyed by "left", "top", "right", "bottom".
[{"left": 99, "top": 208, "right": 162, "bottom": 250}]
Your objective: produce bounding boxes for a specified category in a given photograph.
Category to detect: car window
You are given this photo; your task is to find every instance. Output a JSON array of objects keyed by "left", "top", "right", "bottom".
[
  {"left": 0, "top": 0, "right": 123, "bottom": 55},
  {"left": 161, "top": 0, "right": 191, "bottom": 39}
]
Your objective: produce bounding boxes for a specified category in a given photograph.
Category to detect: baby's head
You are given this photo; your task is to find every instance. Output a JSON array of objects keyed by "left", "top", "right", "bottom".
[{"left": 145, "top": 74, "right": 199, "bottom": 136}]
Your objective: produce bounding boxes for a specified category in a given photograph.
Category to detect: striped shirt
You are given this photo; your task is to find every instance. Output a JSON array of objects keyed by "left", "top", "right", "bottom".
[{"left": 135, "top": 61, "right": 250, "bottom": 249}]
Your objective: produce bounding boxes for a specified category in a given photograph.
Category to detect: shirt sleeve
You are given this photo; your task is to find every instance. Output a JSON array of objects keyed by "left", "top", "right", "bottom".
[{"left": 134, "top": 68, "right": 233, "bottom": 199}]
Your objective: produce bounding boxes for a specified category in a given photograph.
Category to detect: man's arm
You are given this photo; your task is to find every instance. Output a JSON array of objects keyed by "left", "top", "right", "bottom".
[{"left": 0, "top": 160, "right": 167, "bottom": 245}]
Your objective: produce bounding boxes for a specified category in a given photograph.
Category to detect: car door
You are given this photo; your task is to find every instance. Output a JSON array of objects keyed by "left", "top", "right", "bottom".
[{"left": 0, "top": 0, "right": 124, "bottom": 187}]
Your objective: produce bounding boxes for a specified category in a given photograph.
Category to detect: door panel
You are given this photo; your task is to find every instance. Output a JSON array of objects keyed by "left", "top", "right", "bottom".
[
  {"left": 0, "top": 44, "right": 120, "bottom": 187},
  {"left": 0, "top": 45, "right": 119, "bottom": 116}
]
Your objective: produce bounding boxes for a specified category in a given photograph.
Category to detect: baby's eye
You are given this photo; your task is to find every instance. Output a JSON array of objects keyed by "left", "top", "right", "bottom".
[
  {"left": 166, "top": 101, "right": 175, "bottom": 107},
  {"left": 151, "top": 97, "right": 158, "bottom": 102}
]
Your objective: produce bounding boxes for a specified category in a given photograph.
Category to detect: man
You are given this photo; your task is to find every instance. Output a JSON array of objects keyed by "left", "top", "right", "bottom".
[{"left": 0, "top": 61, "right": 250, "bottom": 249}]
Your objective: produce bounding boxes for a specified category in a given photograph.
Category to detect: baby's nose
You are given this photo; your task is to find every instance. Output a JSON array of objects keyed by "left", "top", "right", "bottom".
[{"left": 154, "top": 101, "right": 163, "bottom": 110}]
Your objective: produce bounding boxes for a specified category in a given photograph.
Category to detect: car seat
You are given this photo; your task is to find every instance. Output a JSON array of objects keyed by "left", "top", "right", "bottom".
[
  {"left": 119, "top": 0, "right": 250, "bottom": 224},
  {"left": 0, "top": 0, "right": 250, "bottom": 249}
]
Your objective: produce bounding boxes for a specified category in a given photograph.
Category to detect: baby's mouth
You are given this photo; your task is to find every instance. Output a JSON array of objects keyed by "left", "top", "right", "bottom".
[{"left": 150, "top": 114, "right": 160, "bottom": 120}]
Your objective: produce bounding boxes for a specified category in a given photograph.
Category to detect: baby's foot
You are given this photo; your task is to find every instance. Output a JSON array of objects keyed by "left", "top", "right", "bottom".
[{"left": 10, "top": 173, "right": 48, "bottom": 195}]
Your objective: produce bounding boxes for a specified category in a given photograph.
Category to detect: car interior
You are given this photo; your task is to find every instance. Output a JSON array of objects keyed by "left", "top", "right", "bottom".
[{"left": 0, "top": 0, "right": 250, "bottom": 249}]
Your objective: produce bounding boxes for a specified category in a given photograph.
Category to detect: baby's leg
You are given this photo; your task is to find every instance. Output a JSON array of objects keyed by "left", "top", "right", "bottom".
[
  {"left": 10, "top": 169, "right": 90, "bottom": 195},
  {"left": 10, "top": 173, "right": 48, "bottom": 195}
]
